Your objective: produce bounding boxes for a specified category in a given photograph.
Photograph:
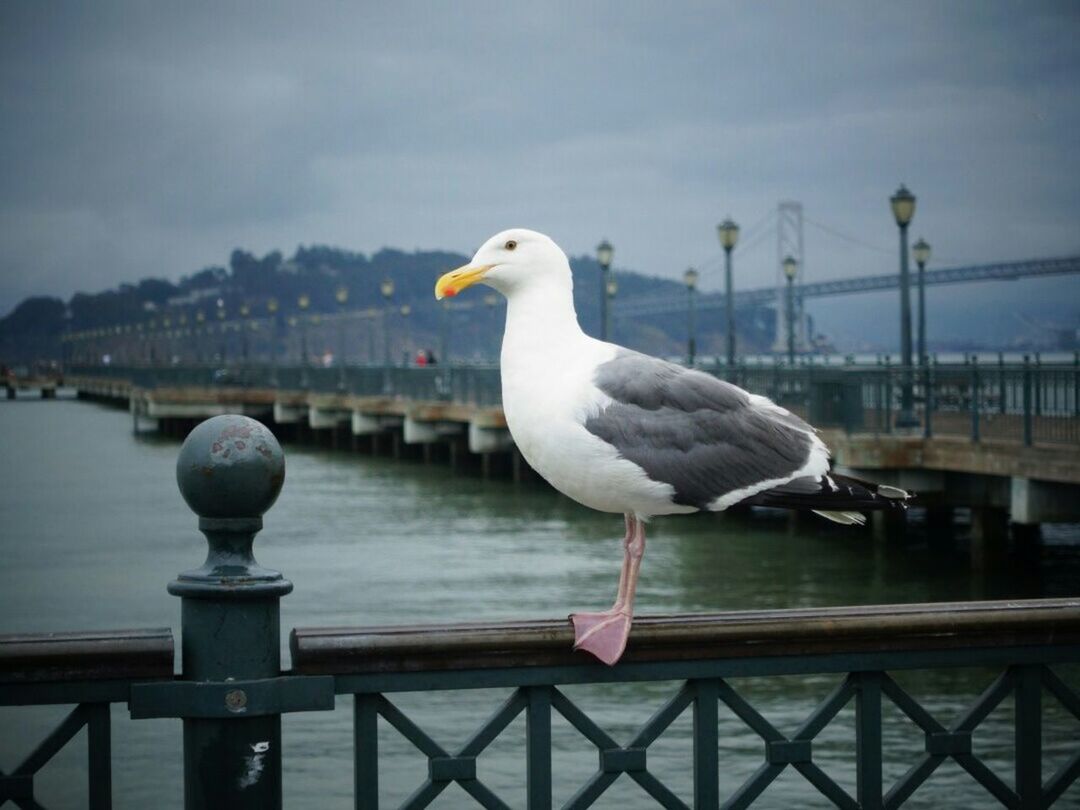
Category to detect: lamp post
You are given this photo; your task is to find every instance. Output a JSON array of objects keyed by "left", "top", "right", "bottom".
[
  {"left": 890, "top": 184, "right": 918, "bottom": 427},
  {"left": 174, "top": 315, "right": 186, "bottom": 366},
  {"left": 717, "top": 218, "right": 739, "bottom": 368},
  {"left": 399, "top": 304, "right": 412, "bottom": 365},
  {"left": 216, "top": 299, "right": 226, "bottom": 365},
  {"left": 783, "top": 256, "right": 798, "bottom": 366},
  {"left": 380, "top": 279, "right": 394, "bottom": 366},
  {"left": 335, "top": 285, "right": 349, "bottom": 390},
  {"left": 596, "top": 239, "right": 613, "bottom": 341},
  {"left": 194, "top": 310, "right": 205, "bottom": 364},
  {"left": 148, "top": 319, "right": 158, "bottom": 366},
  {"left": 267, "top": 298, "right": 279, "bottom": 384},
  {"left": 605, "top": 276, "right": 617, "bottom": 341},
  {"left": 684, "top": 267, "right": 699, "bottom": 366},
  {"left": 297, "top": 294, "right": 310, "bottom": 386},
  {"left": 239, "top": 304, "right": 251, "bottom": 364},
  {"left": 912, "top": 238, "right": 931, "bottom": 368},
  {"left": 484, "top": 292, "right": 499, "bottom": 362}
]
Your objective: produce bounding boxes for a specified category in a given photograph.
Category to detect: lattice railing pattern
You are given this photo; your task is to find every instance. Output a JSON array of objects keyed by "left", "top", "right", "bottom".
[
  {"left": 0, "top": 703, "right": 111, "bottom": 809},
  {"left": 351, "top": 664, "right": 1080, "bottom": 809}
]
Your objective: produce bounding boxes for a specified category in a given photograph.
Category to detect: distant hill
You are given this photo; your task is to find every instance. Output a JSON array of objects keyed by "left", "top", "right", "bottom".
[
  {"left": 6, "top": 244, "right": 1073, "bottom": 367},
  {"left": 0, "top": 244, "right": 777, "bottom": 365}
]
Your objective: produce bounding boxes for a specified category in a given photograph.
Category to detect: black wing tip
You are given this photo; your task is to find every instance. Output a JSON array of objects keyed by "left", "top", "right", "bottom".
[{"left": 742, "top": 473, "right": 912, "bottom": 513}]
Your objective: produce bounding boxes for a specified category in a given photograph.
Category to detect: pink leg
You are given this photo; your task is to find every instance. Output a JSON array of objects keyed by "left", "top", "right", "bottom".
[{"left": 570, "top": 514, "right": 646, "bottom": 665}]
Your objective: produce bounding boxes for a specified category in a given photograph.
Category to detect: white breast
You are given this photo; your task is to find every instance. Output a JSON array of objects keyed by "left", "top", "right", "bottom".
[{"left": 500, "top": 335, "right": 688, "bottom": 519}]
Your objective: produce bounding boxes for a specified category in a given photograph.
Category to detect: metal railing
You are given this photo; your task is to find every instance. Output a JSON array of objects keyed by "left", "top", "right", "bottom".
[
  {"left": 292, "top": 603, "right": 1080, "bottom": 810},
  {"left": 68, "top": 354, "right": 1079, "bottom": 445},
  {"left": 1, "top": 415, "right": 1079, "bottom": 808}
]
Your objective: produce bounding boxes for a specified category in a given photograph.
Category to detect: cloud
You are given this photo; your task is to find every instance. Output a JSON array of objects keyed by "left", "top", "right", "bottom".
[{"left": 1, "top": 2, "right": 1078, "bottom": 318}]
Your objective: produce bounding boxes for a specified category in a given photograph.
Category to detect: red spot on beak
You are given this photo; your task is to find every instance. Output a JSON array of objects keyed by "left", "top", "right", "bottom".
[{"left": 445, "top": 288, "right": 457, "bottom": 297}]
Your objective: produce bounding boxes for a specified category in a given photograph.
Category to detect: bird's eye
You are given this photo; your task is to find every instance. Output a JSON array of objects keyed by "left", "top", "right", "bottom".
[{"left": 504, "top": 240, "right": 517, "bottom": 251}]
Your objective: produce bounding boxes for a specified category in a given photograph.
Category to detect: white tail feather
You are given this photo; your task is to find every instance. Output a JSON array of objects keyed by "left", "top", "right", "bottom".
[
  {"left": 813, "top": 510, "right": 867, "bottom": 526},
  {"left": 876, "top": 484, "right": 910, "bottom": 499}
]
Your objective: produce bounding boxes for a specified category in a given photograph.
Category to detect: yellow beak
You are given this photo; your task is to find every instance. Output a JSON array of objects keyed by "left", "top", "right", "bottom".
[{"left": 434, "top": 263, "right": 493, "bottom": 300}]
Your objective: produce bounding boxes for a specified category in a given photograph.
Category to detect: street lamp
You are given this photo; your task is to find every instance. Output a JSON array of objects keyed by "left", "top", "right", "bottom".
[
  {"left": 266, "top": 298, "right": 279, "bottom": 384},
  {"left": 717, "top": 217, "right": 740, "bottom": 368},
  {"left": 148, "top": 319, "right": 158, "bottom": 366},
  {"left": 215, "top": 299, "right": 227, "bottom": 365},
  {"left": 335, "top": 285, "right": 349, "bottom": 390},
  {"left": 297, "top": 293, "right": 310, "bottom": 386},
  {"left": 239, "top": 303, "right": 251, "bottom": 364},
  {"left": 596, "top": 239, "right": 614, "bottom": 341},
  {"left": 195, "top": 310, "right": 206, "bottom": 364},
  {"left": 684, "top": 267, "right": 699, "bottom": 366},
  {"left": 912, "top": 238, "right": 931, "bottom": 367},
  {"left": 605, "top": 277, "right": 618, "bottom": 342},
  {"left": 399, "top": 304, "right": 411, "bottom": 365},
  {"left": 890, "top": 184, "right": 918, "bottom": 427},
  {"left": 783, "top": 256, "right": 798, "bottom": 366},
  {"left": 380, "top": 279, "right": 394, "bottom": 366}
]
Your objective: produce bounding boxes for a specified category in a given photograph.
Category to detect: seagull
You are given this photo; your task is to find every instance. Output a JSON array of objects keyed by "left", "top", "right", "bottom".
[{"left": 435, "top": 229, "right": 909, "bottom": 665}]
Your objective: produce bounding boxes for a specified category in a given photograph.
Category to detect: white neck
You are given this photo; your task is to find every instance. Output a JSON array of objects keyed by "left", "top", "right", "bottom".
[{"left": 500, "top": 277, "right": 587, "bottom": 363}]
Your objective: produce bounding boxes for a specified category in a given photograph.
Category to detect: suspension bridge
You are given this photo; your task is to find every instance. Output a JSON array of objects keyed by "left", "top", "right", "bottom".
[{"left": 615, "top": 255, "right": 1080, "bottom": 318}]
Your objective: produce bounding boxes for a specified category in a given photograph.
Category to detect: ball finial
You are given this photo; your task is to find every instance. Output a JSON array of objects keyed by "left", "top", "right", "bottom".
[{"left": 176, "top": 415, "right": 285, "bottom": 519}]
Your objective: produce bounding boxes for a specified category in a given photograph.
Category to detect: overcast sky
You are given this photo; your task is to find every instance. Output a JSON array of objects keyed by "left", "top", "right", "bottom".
[{"left": 1, "top": 2, "right": 1078, "bottom": 316}]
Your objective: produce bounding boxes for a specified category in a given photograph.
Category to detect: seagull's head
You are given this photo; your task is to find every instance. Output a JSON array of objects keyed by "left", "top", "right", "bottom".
[{"left": 435, "top": 229, "right": 570, "bottom": 301}]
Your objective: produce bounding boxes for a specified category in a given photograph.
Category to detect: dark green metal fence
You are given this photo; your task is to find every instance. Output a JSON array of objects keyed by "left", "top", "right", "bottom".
[
  {"left": 69, "top": 355, "right": 1079, "bottom": 445},
  {"left": 292, "top": 605, "right": 1080, "bottom": 810},
  {"left": 2, "top": 415, "right": 1079, "bottom": 808}
]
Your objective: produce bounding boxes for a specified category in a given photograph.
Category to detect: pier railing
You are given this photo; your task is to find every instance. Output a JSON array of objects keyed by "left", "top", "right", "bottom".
[
  {"left": 67, "top": 355, "right": 1080, "bottom": 445},
  {"left": 291, "top": 601, "right": 1080, "bottom": 810},
  {"left": 2, "top": 415, "right": 1079, "bottom": 808}
]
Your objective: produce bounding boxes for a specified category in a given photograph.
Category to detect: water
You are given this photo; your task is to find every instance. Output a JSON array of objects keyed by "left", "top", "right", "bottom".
[{"left": 1, "top": 398, "right": 1077, "bottom": 808}]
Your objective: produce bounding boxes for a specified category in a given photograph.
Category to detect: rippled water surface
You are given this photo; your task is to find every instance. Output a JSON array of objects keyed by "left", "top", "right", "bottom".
[{"left": 1, "top": 397, "right": 1077, "bottom": 808}]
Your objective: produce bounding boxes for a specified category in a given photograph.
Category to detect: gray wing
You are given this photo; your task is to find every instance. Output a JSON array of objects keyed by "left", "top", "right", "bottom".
[{"left": 584, "top": 350, "right": 821, "bottom": 510}]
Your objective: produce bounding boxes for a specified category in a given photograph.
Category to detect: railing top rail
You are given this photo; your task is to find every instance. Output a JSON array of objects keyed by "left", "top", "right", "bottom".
[
  {"left": 291, "top": 598, "right": 1080, "bottom": 676},
  {"left": 0, "top": 627, "right": 174, "bottom": 684}
]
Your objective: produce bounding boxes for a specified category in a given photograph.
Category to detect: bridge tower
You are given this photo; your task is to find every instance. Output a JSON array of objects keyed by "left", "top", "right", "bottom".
[{"left": 774, "top": 201, "right": 805, "bottom": 354}]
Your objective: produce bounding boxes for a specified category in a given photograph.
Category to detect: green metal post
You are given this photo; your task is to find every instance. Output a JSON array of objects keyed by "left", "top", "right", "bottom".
[
  {"left": 1023, "top": 355, "right": 1033, "bottom": 447},
  {"left": 687, "top": 284, "right": 697, "bottom": 367},
  {"left": 884, "top": 356, "right": 893, "bottom": 435},
  {"left": 525, "top": 686, "right": 552, "bottom": 809},
  {"left": 724, "top": 246, "right": 736, "bottom": 369},
  {"left": 998, "top": 352, "right": 1006, "bottom": 415},
  {"left": 338, "top": 306, "right": 348, "bottom": 392},
  {"left": 599, "top": 263, "right": 611, "bottom": 342},
  {"left": 693, "top": 679, "right": 719, "bottom": 808},
  {"left": 923, "top": 361, "right": 933, "bottom": 439},
  {"left": 1014, "top": 665, "right": 1042, "bottom": 808},
  {"left": 87, "top": 703, "right": 112, "bottom": 808},
  {"left": 970, "top": 356, "right": 980, "bottom": 443},
  {"left": 171, "top": 415, "right": 290, "bottom": 809},
  {"left": 875, "top": 358, "right": 884, "bottom": 434},
  {"left": 916, "top": 258, "right": 926, "bottom": 370},
  {"left": 855, "top": 672, "right": 883, "bottom": 810},
  {"left": 354, "top": 694, "right": 379, "bottom": 809},
  {"left": 896, "top": 220, "right": 918, "bottom": 428},
  {"left": 1034, "top": 352, "right": 1042, "bottom": 417},
  {"left": 786, "top": 274, "right": 796, "bottom": 367},
  {"left": 1074, "top": 351, "right": 1079, "bottom": 418}
]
